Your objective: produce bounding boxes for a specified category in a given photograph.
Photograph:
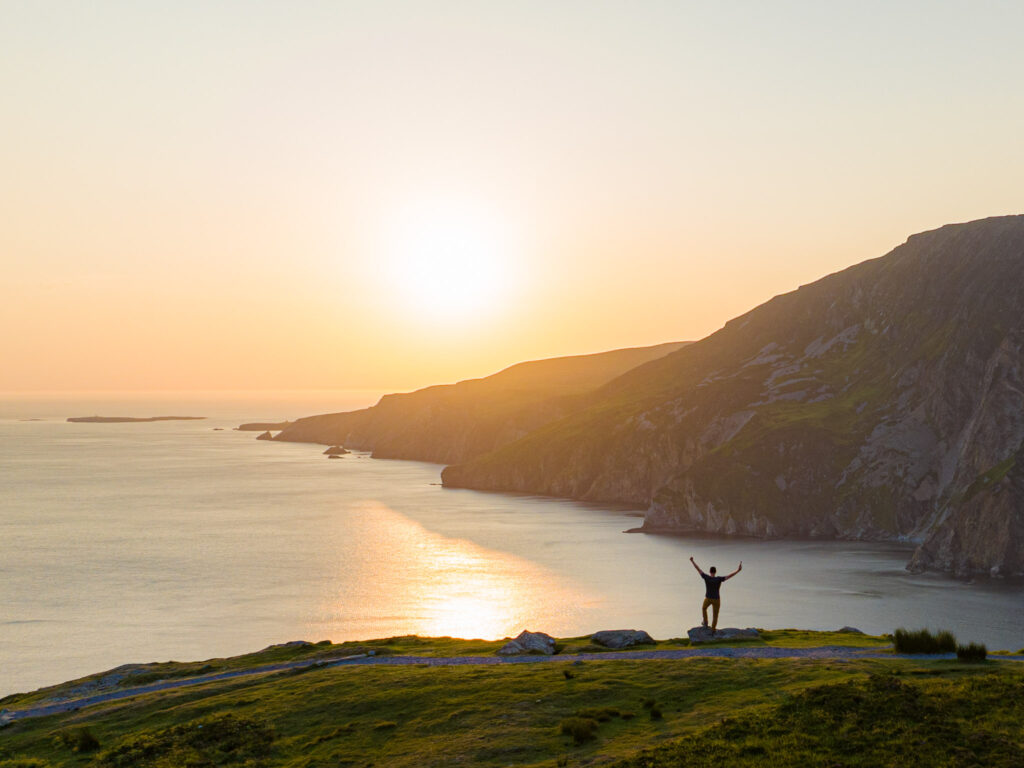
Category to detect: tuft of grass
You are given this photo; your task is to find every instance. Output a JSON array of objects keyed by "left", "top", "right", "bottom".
[
  {"left": 956, "top": 642, "right": 987, "bottom": 662},
  {"left": 559, "top": 716, "right": 599, "bottom": 745},
  {"left": 52, "top": 727, "right": 100, "bottom": 753},
  {"left": 576, "top": 707, "right": 621, "bottom": 722},
  {"left": 893, "top": 628, "right": 956, "bottom": 654}
]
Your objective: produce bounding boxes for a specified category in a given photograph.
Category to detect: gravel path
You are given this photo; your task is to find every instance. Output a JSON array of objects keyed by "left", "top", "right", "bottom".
[{"left": 4, "top": 645, "right": 1016, "bottom": 726}]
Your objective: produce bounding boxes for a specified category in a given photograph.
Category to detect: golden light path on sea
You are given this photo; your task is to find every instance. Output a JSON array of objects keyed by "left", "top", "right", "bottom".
[{"left": 311, "top": 502, "right": 592, "bottom": 641}]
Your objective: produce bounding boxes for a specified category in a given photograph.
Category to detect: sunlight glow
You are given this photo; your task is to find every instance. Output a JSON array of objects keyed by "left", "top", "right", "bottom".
[
  {"left": 381, "top": 199, "right": 518, "bottom": 322},
  {"left": 313, "top": 503, "right": 589, "bottom": 641}
]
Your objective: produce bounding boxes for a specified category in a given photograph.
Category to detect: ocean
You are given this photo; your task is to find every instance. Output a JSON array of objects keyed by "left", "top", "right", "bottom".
[{"left": 2, "top": 391, "right": 1023, "bottom": 696}]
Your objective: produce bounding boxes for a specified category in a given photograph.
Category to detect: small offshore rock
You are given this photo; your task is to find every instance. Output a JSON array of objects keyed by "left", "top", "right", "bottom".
[
  {"left": 324, "top": 445, "right": 349, "bottom": 455},
  {"left": 590, "top": 629, "right": 655, "bottom": 649},
  {"left": 687, "top": 626, "right": 759, "bottom": 644},
  {"left": 496, "top": 630, "right": 557, "bottom": 656},
  {"left": 256, "top": 431, "right": 274, "bottom": 441},
  {"left": 328, "top": 454, "right": 343, "bottom": 459}
]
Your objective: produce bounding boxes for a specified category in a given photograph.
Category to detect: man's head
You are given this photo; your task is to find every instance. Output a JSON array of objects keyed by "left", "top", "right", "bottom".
[{"left": 709, "top": 566, "right": 717, "bottom": 575}]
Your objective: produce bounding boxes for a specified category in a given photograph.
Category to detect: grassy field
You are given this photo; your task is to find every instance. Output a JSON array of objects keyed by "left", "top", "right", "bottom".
[{"left": 0, "top": 631, "right": 1019, "bottom": 768}]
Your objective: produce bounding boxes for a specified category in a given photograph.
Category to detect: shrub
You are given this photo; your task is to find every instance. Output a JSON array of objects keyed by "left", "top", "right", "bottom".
[
  {"left": 649, "top": 707, "right": 663, "bottom": 721},
  {"left": 53, "top": 727, "right": 100, "bottom": 753},
  {"left": 559, "top": 716, "right": 599, "bottom": 745},
  {"left": 576, "top": 707, "right": 619, "bottom": 722},
  {"left": 893, "top": 628, "right": 957, "bottom": 654},
  {"left": 956, "top": 642, "right": 987, "bottom": 662}
]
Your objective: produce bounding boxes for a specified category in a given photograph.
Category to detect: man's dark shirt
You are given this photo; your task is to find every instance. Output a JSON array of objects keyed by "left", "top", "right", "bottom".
[{"left": 701, "top": 574, "right": 726, "bottom": 600}]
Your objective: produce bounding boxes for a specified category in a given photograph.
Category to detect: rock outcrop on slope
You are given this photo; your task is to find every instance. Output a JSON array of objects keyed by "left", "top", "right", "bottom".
[
  {"left": 443, "top": 216, "right": 1024, "bottom": 577},
  {"left": 272, "top": 342, "right": 687, "bottom": 465}
]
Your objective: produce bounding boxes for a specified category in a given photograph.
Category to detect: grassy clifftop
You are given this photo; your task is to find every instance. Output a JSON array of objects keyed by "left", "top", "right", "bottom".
[{"left": 2, "top": 631, "right": 1020, "bottom": 767}]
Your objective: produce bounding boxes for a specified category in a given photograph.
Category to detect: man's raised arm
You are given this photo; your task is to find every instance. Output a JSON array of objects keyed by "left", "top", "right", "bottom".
[
  {"left": 689, "top": 556, "right": 704, "bottom": 576},
  {"left": 725, "top": 561, "right": 743, "bottom": 580}
]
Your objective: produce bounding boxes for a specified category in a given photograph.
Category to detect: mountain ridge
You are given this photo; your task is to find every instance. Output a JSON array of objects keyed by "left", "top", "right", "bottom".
[{"left": 273, "top": 341, "right": 688, "bottom": 465}]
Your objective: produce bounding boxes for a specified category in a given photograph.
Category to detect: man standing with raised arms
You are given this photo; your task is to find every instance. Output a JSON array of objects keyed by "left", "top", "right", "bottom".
[{"left": 689, "top": 556, "right": 741, "bottom": 633}]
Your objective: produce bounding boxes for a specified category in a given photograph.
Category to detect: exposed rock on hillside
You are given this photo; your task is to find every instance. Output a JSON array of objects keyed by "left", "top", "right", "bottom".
[
  {"left": 272, "top": 342, "right": 687, "bottom": 465},
  {"left": 688, "top": 627, "right": 760, "bottom": 643},
  {"left": 591, "top": 629, "right": 655, "bottom": 649},
  {"left": 497, "top": 630, "right": 557, "bottom": 655},
  {"left": 443, "top": 216, "right": 1024, "bottom": 577}
]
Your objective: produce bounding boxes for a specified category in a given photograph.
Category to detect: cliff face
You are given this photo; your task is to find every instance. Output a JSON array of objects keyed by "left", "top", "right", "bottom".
[
  {"left": 442, "top": 216, "right": 1024, "bottom": 576},
  {"left": 273, "top": 342, "right": 687, "bottom": 465}
]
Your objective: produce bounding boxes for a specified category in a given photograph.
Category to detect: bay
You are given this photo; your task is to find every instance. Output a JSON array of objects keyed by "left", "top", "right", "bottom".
[{"left": 2, "top": 392, "right": 1022, "bottom": 697}]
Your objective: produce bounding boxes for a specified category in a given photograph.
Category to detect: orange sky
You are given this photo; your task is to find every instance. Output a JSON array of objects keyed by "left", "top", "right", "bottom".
[{"left": 3, "top": 2, "right": 1023, "bottom": 392}]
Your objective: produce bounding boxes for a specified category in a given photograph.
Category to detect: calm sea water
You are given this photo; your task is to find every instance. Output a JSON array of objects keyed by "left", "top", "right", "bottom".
[{"left": 2, "top": 392, "right": 1023, "bottom": 696}]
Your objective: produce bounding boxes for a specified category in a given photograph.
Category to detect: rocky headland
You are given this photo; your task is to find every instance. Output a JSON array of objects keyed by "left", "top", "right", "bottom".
[
  {"left": 441, "top": 216, "right": 1024, "bottom": 577},
  {"left": 270, "top": 342, "right": 687, "bottom": 464}
]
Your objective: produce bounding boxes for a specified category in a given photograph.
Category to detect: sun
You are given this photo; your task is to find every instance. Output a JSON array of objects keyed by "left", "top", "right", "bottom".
[{"left": 381, "top": 199, "right": 516, "bottom": 321}]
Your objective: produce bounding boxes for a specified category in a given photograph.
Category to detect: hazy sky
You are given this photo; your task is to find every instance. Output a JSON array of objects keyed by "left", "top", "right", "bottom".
[{"left": 4, "top": 1, "right": 1022, "bottom": 392}]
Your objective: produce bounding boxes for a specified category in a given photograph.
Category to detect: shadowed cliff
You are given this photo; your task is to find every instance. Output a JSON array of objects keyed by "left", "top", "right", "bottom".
[{"left": 443, "top": 215, "right": 1024, "bottom": 577}]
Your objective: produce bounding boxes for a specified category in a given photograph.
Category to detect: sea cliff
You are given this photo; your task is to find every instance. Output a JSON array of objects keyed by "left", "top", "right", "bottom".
[{"left": 443, "top": 216, "right": 1024, "bottom": 577}]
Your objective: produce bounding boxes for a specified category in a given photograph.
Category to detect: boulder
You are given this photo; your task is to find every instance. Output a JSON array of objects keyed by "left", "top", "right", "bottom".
[
  {"left": 324, "top": 445, "right": 349, "bottom": 455},
  {"left": 256, "top": 431, "right": 274, "bottom": 441},
  {"left": 837, "top": 626, "right": 863, "bottom": 634},
  {"left": 590, "top": 629, "right": 655, "bottom": 649},
  {"left": 496, "top": 630, "right": 557, "bottom": 656},
  {"left": 687, "top": 626, "right": 759, "bottom": 644}
]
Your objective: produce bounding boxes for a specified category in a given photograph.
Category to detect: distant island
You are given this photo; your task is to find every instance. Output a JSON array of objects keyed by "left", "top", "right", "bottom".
[
  {"left": 236, "top": 421, "right": 292, "bottom": 431},
  {"left": 67, "top": 416, "right": 206, "bottom": 423}
]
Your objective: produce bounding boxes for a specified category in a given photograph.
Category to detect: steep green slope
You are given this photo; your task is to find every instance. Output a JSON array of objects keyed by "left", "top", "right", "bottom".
[
  {"left": 443, "top": 216, "right": 1024, "bottom": 576},
  {"left": 273, "top": 341, "right": 686, "bottom": 464}
]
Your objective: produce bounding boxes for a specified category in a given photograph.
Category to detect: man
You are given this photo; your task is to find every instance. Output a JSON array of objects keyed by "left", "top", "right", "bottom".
[{"left": 689, "top": 556, "right": 741, "bottom": 633}]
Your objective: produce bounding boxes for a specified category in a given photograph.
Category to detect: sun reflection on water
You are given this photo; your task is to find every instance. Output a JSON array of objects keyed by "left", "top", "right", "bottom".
[{"left": 312, "top": 502, "right": 591, "bottom": 640}]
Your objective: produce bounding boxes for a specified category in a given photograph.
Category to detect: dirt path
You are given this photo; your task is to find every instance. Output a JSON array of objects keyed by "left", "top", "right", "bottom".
[{"left": 0, "top": 644, "right": 994, "bottom": 726}]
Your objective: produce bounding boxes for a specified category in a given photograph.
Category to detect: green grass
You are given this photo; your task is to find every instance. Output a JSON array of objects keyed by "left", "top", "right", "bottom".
[
  {"left": 0, "top": 630, "right": 890, "bottom": 711},
  {"left": 1, "top": 629, "right": 1019, "bottom": 768},
  {"left": 611, "top": 669, "right": 1024, "bottom": 767}
]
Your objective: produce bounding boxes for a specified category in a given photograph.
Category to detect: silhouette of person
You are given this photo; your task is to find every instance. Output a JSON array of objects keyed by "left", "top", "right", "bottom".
[{"left": 689, "top": 556, "right": 741, "bottom": 633}]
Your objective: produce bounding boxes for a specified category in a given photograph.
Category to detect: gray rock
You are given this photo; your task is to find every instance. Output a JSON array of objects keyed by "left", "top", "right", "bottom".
[
  {"left": 837, "top": 626, "right": 863, "bottom": 634},
  {"left": 687, "top": 626, "right": 759, "bottom": 644},
  {"left": 496, "top": 630, "right": 557, "bottom": 656},
  {"left": 590, "top": 629, "right": 655, "bottom": 649}
]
